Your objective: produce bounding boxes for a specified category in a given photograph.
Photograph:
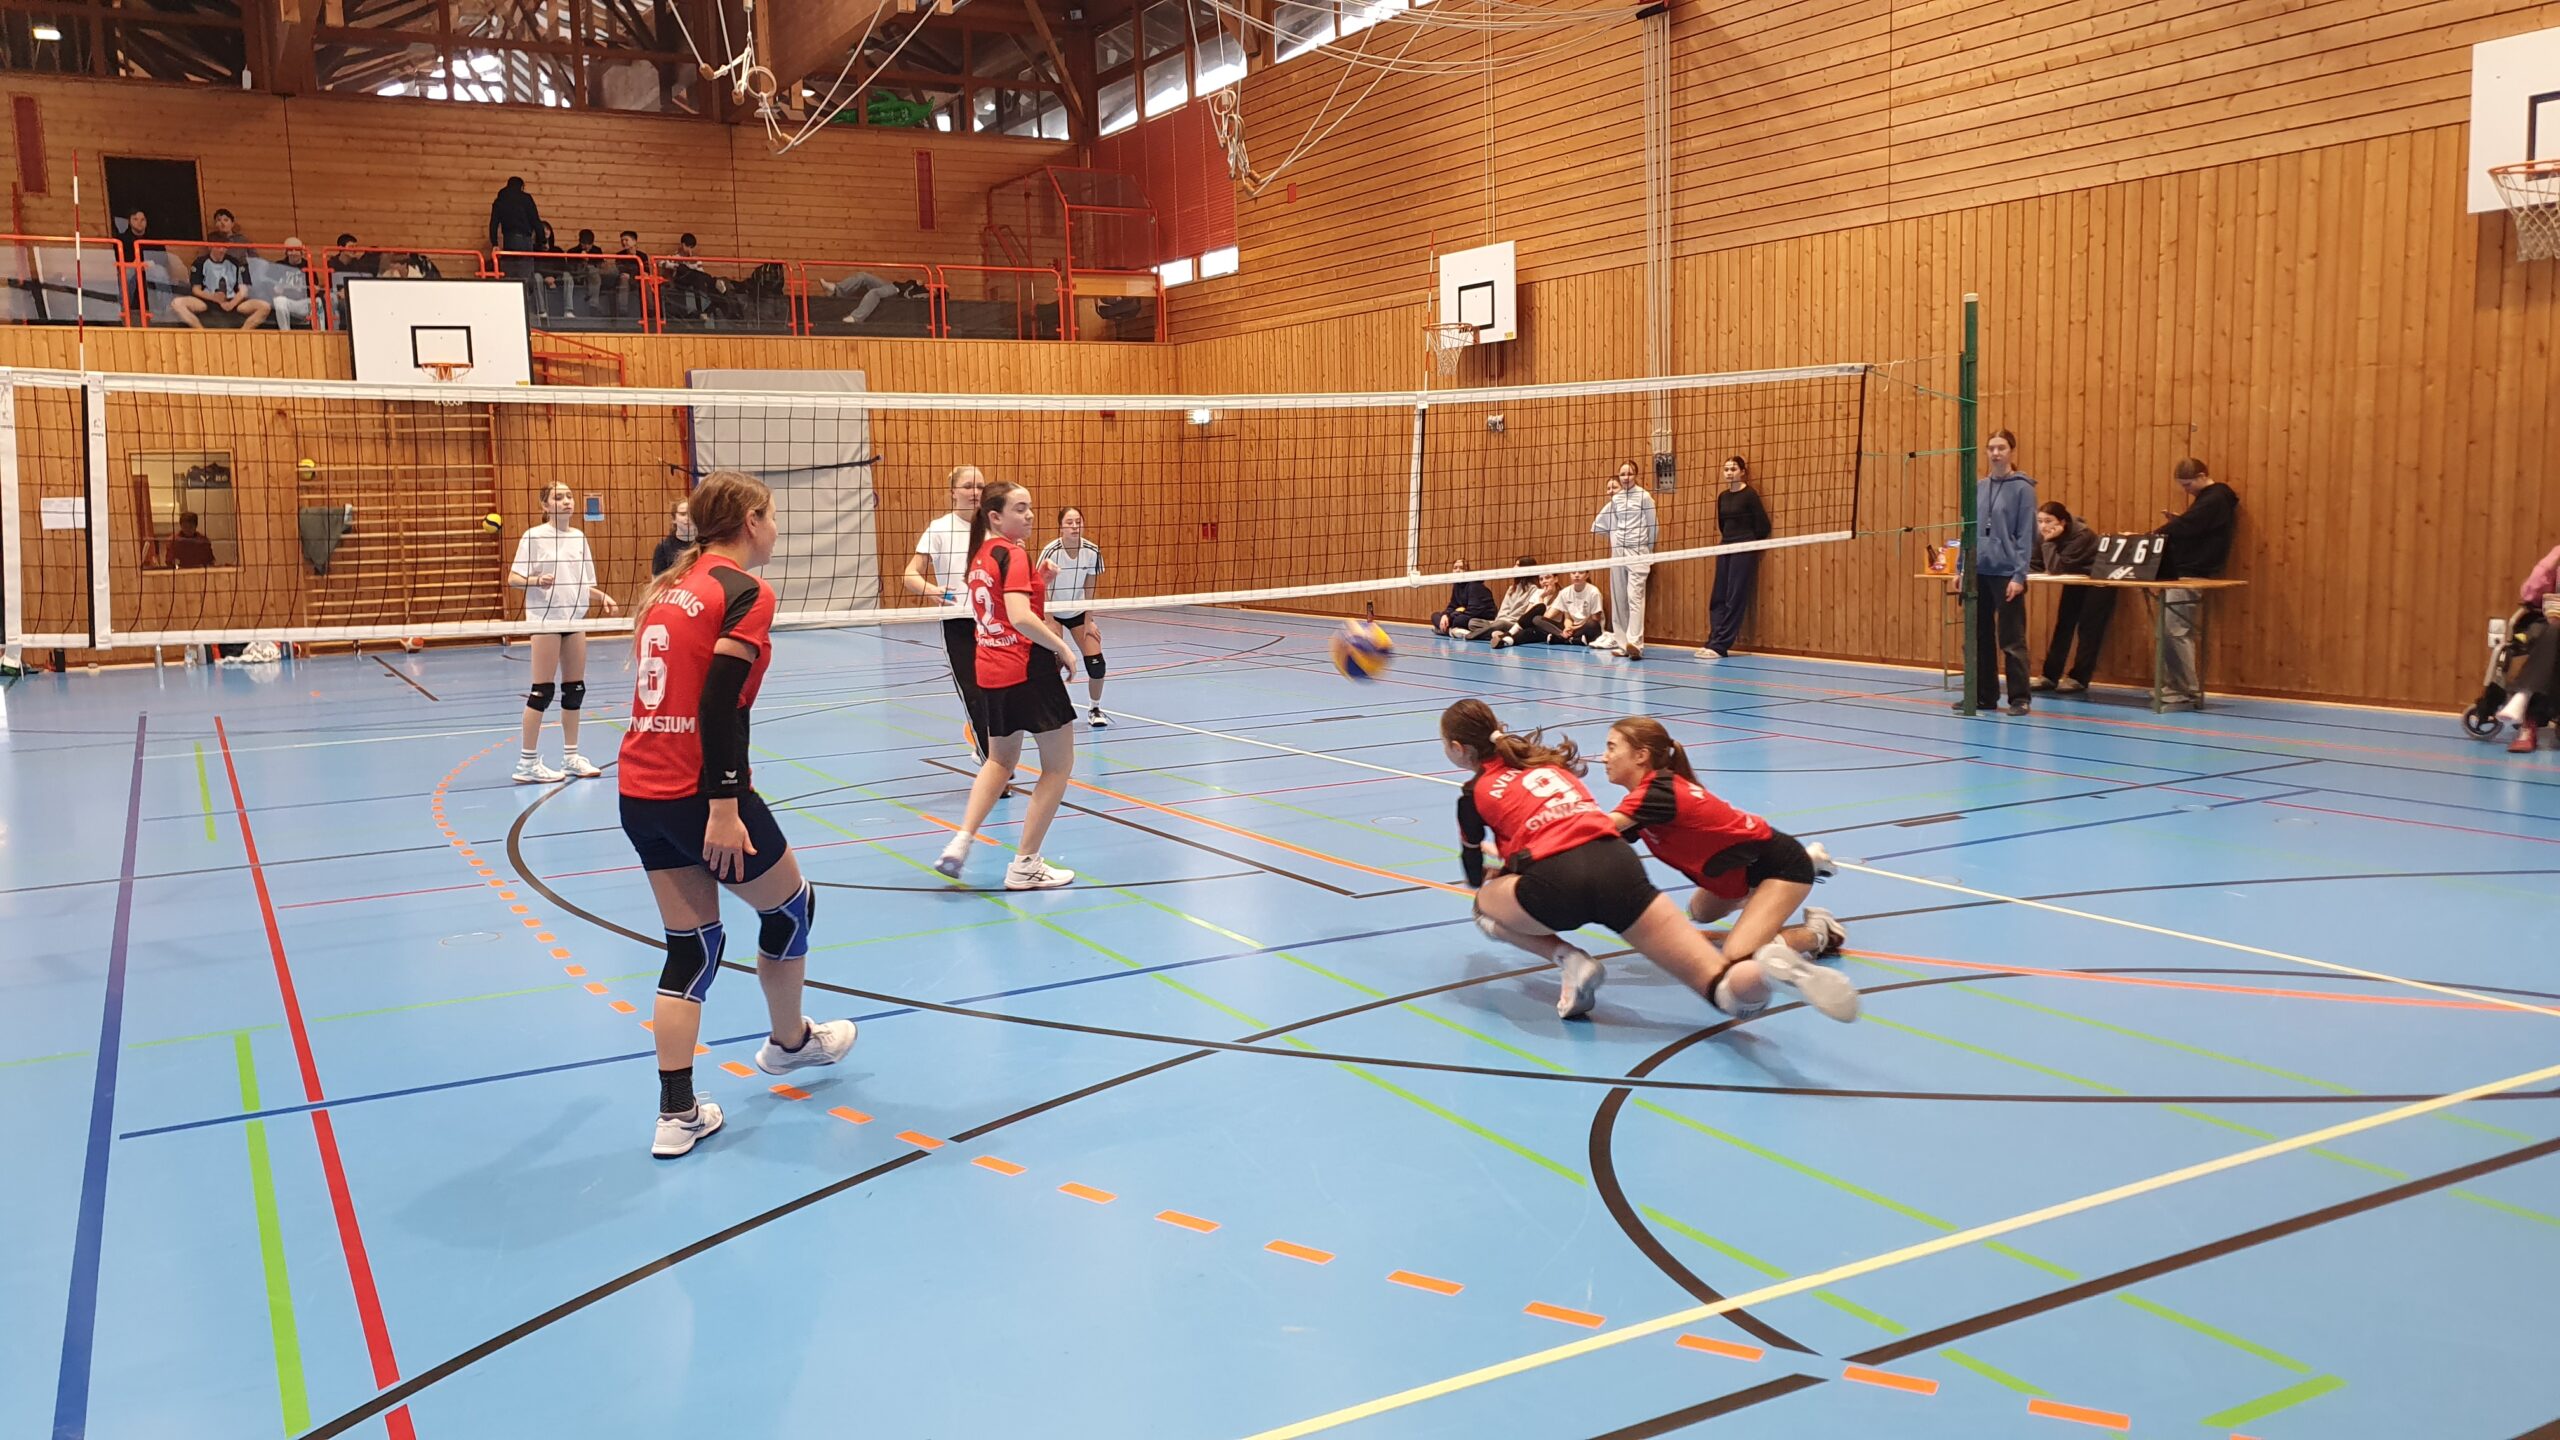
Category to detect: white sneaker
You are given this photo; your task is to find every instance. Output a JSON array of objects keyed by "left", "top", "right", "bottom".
[
  {"left": 1804, "top": 841, "right": 1836, "bottom": 881},
  {"left": 1005, "top": 855, "right": 1075, "bottom": 890},
  {"left": 560, "top": 753, "right": 603, "bottom": 779},
  {"left": 1588, "top": 633, "right": 1618, "bottom": 649},
  {"left": 755, "top": 1017, "right": 858, "bottom": 1075},
  {"left": 1754, "top": 941, "right": 1861, "bottom": 1021},
  {"left": 1799, "top": 906, "right": 1849, "bottom": 958},
  {"left": 652, "top": 1100, "right": 724, "bottom": 1158},
  {"left": 1697, "top": 649, "right": 1724, "bottom": 662},
  {"left": 1089, "top": 707, "right": 1111, "bottom": 729},
  {"left": 513, "top": 756, "right": 566, "bottom": 784},
  {"left": 934, "top": 839, "right": 970, "bottom": 879},
  {"left": 1555, "top": 946, "right": 1605, "bottom": 1019}
]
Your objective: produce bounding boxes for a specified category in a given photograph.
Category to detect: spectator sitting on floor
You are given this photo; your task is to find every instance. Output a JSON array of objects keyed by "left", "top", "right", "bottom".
[
  {"left": 1465, "top": 557, "right": 1543, "bottom": 642},
  {"left": 1532, "top": 568, "right": 1607, "bottom": 646},
  {"left": 2495, "top": 539, "right": 2560, "bottom": 753},
  {"left": 1489, "top": 573, "right": 1564, "bottom": 648},
  {"left": 2029, "top": 499, "right": 2114, "bottom": 695},
  {"left": 1432, "top": 560, "right": 1495, "bottom": 635},
  {"left": 267, "top": 238, "right": 317, "bottom": 330},
  {"left": 170, "top": 243, "right": 271, "bottom": 330}
]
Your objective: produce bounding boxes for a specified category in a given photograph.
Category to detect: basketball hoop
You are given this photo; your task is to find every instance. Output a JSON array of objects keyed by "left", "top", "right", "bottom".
[
  {"left": 1426, "top": 322, "right": 1481, "bottom": 380},
  {"left": 2490, "top": 160, "right": 2560, "bottom": 261},
  {"left": 420, "top": 361, "right": 474, "bottom": 407}
]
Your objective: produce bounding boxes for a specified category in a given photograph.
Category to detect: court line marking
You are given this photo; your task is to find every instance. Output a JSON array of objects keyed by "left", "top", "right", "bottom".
[{"left": 1233, "top": 1056, "right": 2560, "bottom": 1440}]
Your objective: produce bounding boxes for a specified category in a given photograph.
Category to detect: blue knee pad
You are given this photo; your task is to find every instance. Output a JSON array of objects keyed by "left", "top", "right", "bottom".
[
  {"left": 658, "top": 920, "right": 725, "bottom": 1002},
  {"left": 758, "top": 882, "right": 815, "bottom": 961},
  {"left": 525, "top": 681, "right": 556, "bottom": 712},
  {"left": 560, "top": 679, "right": 586, "bottom": 711},
  {"left": 1084, "top": 652, "right": 1106, "bottom": 681}
]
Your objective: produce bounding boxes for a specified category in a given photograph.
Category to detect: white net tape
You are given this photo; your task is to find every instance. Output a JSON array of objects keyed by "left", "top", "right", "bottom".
[
  {"left": 1, "top": 364, "right": 1871, "bottom": 649},
  {"left": 2493, "top": 163, "right": 2560, "bottom": 261}
]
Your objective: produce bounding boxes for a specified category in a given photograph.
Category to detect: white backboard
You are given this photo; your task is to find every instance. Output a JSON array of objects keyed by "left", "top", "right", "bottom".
[
  {"left": 2469, "top": 25, "right": 2560, "bottom": 213},
  {"left": 347, "top": 278, "right": 535, "bottom": 387},
  {"left": 1438, "top": 241, "right": 1517, "bottom": 345}
]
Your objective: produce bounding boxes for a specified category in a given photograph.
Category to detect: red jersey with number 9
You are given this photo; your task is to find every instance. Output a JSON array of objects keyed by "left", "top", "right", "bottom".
[
  {"left": 968, "top": 534, "right": 1047, "bottom": 688},
  {"left": 1460, "top": 758, "right": 1620, "bottom": 868},
  {"left": 618, "top": 554, "right": 776, "bottom": 800}
]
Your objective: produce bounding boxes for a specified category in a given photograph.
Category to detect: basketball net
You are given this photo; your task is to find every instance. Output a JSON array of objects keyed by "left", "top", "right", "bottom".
[
  {"left": 2491, "top": 160, "right": 2560, "bottom": 262},
  {"left": 1426, "top": 322, "right": 1479, "bottom": 381},
  {"left": 420, "top": 361, "right": 474, "bottom": 407}
]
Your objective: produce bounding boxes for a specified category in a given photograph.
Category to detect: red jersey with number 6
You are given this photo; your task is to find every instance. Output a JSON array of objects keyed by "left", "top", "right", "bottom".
[
  {"left": 968, "top": 535, "right": 1048, "bottom": 688},
  {"left": 1458, "top": 758, "right": 1620, "bottom": 869},
  {"left": 618, "top": 554, "right": 776, "bottom": 800}
]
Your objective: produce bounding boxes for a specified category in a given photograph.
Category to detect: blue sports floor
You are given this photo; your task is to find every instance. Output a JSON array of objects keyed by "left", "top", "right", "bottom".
[{"left": 6, "top": 608, "right": 2559, "bottom": 1440}]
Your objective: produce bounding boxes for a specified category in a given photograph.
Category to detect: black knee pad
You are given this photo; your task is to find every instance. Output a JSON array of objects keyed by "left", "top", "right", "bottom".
[
  {"left": 657, "top": 919, "right": 726, "bottom": 1002},
  {"left": 525, "top": 681, "right": 557, "bottom": 712},
  {"left": 1084, "top": 652, "right": 1107, "bottom": 681},
  {"left": 560, "top": 680, "right": 586, "bottom": 711},
  {"left": 758, "top": 882, "right": 815, "bottom": 960}
]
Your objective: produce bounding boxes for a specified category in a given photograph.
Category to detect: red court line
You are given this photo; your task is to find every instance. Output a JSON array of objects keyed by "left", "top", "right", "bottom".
[
  {"left": 279, "top": 880, "right": 490, "bottom": 910},
  {"left": 215, "top": 718, "right": 417, "bottom": 1440},
  {"left": 2264, "top": 799, "right": 2560, "bottom": 847}
]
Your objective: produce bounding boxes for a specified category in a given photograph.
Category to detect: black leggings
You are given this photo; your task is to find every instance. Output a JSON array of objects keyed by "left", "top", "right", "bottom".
[
  {"left": 942, "top": 617, "right": 988, "bottom": 760},
  {"left": 2516, "top": 621, "right": 2559, "bottom": 725}
]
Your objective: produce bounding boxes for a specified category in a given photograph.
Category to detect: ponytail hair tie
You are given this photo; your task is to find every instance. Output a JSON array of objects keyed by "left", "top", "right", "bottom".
[{"left": 1490, "top": 728, "right": 1507, "bottom": 741}]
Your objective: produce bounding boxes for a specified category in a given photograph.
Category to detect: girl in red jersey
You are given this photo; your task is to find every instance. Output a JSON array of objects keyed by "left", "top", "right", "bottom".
[
  {"left": 1442, "top": 699, "right": 1858, "bottom": 1023},
  {"left": 618, "top": 472, "right": 856, "bottom": 1159},
  {"left": 1601, "top": 715, "right": 1850, "bottom": 978},
  {"left": 936, "top": 480, "right": 1082, "bottom": 890}
]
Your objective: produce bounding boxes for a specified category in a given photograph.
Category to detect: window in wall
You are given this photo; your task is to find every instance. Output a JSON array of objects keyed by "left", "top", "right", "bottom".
[
  {"left": 1094, "top": 16, "right": 1134, "bottom": 71},
  {"left": 132, "top": 451, "right": 237, "bottom": 570},
  {"left": 1199, "top": 244, "right": 1238, "bottom": 278},
  {"left": 313, "top": 0, "right": 699, "bottom": 112},
  {"left": 1274, "top": 0, "right": 1333, "bottom": 60},
  {"left": 1157, "top": 255, "right": 1193, "bottom": 287},
  {"left": 1142, "top": 49, "right": 1186, "bottom": 118},
  {"left": 1194, "top": 28, "right": 1244, "bottom": 92},
  {"left": 0, "top": 0, "right": 247, "bottom": 84},
  {"left": 1098, "top": 71, "right": 1139, "bottom": 136}
]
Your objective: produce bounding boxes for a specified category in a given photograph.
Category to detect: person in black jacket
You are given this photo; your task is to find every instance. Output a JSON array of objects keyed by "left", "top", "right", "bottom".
[
  {"left": 2151, "top": 458, "right": 2239, "bottom": 705},
  {"left": 651, "top": 499, "right": 695, "bottom": 577},
  {"left": 1432, "top": 559, "right": 1497, "bottom": 635},
  {"left": 1700, "top": 455, "right": 1771, "bottom": 661},
  {"left": 2030, "top": 501, "right": 2113, "bottom": 693},
  {"left": 489, "top": 176, "right": 544, "bottom": 311}
]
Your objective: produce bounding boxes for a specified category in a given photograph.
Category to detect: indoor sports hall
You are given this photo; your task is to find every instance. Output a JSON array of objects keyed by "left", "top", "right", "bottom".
[{"left": 3, "top": 4, "right": 2558, "bottom": 1440}]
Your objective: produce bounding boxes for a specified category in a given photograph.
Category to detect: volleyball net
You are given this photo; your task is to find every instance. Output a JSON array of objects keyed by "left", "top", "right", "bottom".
[{"left": 0, "top": 364, "right": 1868, "bottom": 649}]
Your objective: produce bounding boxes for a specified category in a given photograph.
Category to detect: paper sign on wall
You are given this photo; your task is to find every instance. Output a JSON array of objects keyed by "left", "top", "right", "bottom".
[{"left": 38, "top": 497, "right": 86, "bottom": 530}]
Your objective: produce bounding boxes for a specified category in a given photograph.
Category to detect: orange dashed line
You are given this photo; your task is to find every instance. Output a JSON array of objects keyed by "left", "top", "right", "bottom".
[
  {"left": 1155, "top": 1210, "right": 1219, "bottom": 1233},
  {"left": 521, "top": 919, "right": 541, "bottom": 928},
  {"left": 770, "top": 1084, "right": 810, "bottom": 1101},
  {"left": 474, "top": 868, "right": 494, "bottom": 878},
  {"left": 608, "top": 1000, "right": 635, "bottom": 1014},
  {"left": 1843, "top": 1366, "right": 1937, "bottom": 1396},
  {"left": 1058, "top": 1182, "right": 1116, "bottom": 1204},
  {"left": 509, "top": 904, "right": 531, "bottom": 914},
  {"left": 582, "top": 982, "right": 608, "bottom": 995},
  {"left": 1523, "top": 1302, "right": 1604, "bottom": 1329},
  {"left": 2027, "top": 1399, "right": 2130, "bottom": 1430},
  {"left": 485, "top": 879, "right": 506, "bottom": 888},
  {"left": 693, "top": 1044, "right": 708, "bottom": 1056},
  {"left": 1265, "top": 1240, "right": 1334, "bottom": 1265},
  {"left": 562, "top": 964, "right": 586, "bottom": 976},
  {"left": 552, "top": 949, "right": 573, "bottom": 960},
  {"left": 498, "top": 890, "right": 516, "bottom": 900},
  {"left": 719, "top": 1061, "right": 755, "bottom": 1078},
  {"left": 897, "top": 1131, "right": 946, "bottom": 1150},
  {"left": 1675, "top": 1335, "right": 1764, "bottom": 1362},
  {"left": 828, "top": 1106, "right": 872, "bottom": 1124},
  {"left": 1386, "top": 1270, "right": 1462, "bottom": 1296},
  {"left": 535, "top": 932, "right": 555, "bottom": 942},
  {"left": 971, "top": 1156, "right": 1024, "bottom": 1174},
  {"left": 637, "top": 1019, "right": 652, "bottom": 1030}
]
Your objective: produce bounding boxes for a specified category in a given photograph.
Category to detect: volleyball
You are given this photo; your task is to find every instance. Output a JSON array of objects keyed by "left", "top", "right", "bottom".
[
  {"left": 1329, "top": 621, "right": 1396, "bottom": 680},
  {"left": 481, "top": 512, "right": 503, "bottom": 533},
  {"left": 296, "top": 457, "right": 317, "bottom": 478}
]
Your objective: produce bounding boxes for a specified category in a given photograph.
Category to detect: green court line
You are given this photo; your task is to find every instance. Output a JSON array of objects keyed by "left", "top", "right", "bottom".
[
  {"left": 2116, "top": 1295, "right": 2314, "bottom": 1374},
  {"left": 2201, "top": 1374, "right": 2348, "bottom": 1429},
  {"left": 1861, "top": 1014, "right": 2128, "bottom": 1092},
  {"left": 234, "top": 1033, "right": 309, "bottom": 1433},
  {"left": 0, "top": 1048, "right": 90, "bottom": 1069},
  {"left": 195, "top": 741, "right": 219, "bottom": 842},
  {"left": 1939, "top": 1348, "right": 2048, "bottom": 1396}
]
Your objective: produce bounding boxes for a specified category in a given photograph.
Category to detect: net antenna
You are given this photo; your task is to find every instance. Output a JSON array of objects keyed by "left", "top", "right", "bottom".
[{"left": 2491, "top": 159, "right": 2560, "bottom": 260}]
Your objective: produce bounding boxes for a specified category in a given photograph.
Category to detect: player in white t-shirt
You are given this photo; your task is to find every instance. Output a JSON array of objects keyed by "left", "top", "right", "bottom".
[
  {"left": 900, "top": 464, "right": 988, "bottom": 760},
  {"left": 509, "top": 482, "right": 619, "bottom": 783},
  {"left": 1037, "top": 506, "right": 1110, "bottom": 727}
]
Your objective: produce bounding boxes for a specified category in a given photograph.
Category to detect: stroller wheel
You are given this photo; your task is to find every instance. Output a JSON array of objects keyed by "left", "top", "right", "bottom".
[{"left": 2463, "top": 706, "right": 2504, "bottom": 739}]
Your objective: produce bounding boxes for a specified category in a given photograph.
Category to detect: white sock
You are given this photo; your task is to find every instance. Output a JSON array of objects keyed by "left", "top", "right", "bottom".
[
  {"left": 1010, "top": 851, "right": 1040, "bottom": 868},
  {"left": 2500, "top": 693, "right": 2531, "bottom": 723},
  {"left": 941, "top": 833, "right": 970, "bottom": 857},
  {"left": 520, "top": 748, "right": 538, "bottom": 763}
]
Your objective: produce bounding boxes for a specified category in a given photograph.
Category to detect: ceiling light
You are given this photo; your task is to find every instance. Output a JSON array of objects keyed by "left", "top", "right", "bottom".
[{"left": 31, "top": 22, "right": 63, "bottom": 39}]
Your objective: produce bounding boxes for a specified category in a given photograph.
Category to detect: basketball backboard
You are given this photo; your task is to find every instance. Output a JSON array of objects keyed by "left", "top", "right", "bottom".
[
  {"left": 1437, "top": 241, "right": 1517, "bottom": 344},
  {"left": 2469, "top": 25, "right": 2560, "bottom": 213},
  {"left": 346, "top": 278, "right": 535, "bottom": 387}
]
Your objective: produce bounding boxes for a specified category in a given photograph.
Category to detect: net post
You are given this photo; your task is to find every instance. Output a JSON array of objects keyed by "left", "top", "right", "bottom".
[
  {"left": 0, "top": 378, "right": 21, "bottom": 655},
  {"left": 1406, "top": 399, "right": 1427, "bottom": 578},
  {"left": 1956, "top": 293, "right": 1981, "bottom": 716},
  {"left": 82, "top": 376, "right": 111, "bottom": 648}
]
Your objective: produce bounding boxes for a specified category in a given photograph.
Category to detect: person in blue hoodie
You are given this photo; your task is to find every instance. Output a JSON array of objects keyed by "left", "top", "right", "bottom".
[{"left": 1957, "top": 428, "right": 2040, "bottom": 716}]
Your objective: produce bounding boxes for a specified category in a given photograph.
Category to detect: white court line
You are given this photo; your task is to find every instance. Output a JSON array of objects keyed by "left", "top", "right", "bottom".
[
  {"left": 1235, "top": 1054, "right": 2560, "bottom": 1440},
  {"left": 1109, "top": 707, "right": 1464, "bottom": 787}
]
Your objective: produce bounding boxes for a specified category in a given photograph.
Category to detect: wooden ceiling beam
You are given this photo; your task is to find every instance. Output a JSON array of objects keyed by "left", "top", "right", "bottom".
[
  {"left": 1015, "top": 0, "right": 1087, "bottom": 140},
  {"left": 264, "top": 0, "right": 322, "bottom": 92},
  {"left": 767, "top": 0, "right": 905, "bottom": 91}
]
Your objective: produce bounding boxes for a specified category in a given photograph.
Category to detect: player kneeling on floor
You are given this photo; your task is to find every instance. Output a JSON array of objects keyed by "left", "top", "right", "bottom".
[
  {"left": 1442, "top": 700, "right": 1859, "bottom": 1024},
  {"left": 1601, "top": 715, "right": 1849, "bottom": 983}
]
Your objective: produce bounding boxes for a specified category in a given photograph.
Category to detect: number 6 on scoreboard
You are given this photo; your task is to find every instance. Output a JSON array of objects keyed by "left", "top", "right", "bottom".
[{"left": 2093, "top": 533, "right": 2163, "bottom": 582}]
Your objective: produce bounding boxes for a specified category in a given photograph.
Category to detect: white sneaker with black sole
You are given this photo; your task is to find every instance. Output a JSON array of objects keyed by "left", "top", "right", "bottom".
[
  {"left": 1753, "top": 941, "right": 1860, "bottom": 1021},
  {"left": 1089, "top": 707, "right": 1111, "bottom": 729},
  {"left": 560, "top": 753, "right": 603, "bottom": 779},
  {"left": 1005, "top": 856, "right": 1075, "bottom": 890},
  {"left": 513, "top": 755, "right": 566, "bottom": 784},
  {"left": 755, "top": 1017, "right": 858, "bottom": 1075},
  {"left": 652, "top": 1100, "right": 724, "bottom": 1158}
]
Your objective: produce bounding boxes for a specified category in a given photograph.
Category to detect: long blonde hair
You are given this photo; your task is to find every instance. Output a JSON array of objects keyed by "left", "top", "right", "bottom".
[{"left": 637, "top": 470, "right": 770, "bottom": 625}]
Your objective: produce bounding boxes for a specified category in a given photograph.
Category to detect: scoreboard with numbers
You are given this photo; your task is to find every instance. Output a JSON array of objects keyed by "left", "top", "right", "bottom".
[{"left": 2092, "top": 534, "right": 2164, "bottom": 581}]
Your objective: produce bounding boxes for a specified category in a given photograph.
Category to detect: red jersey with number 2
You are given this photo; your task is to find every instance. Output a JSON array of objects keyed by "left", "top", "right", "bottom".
[
  {"left": 968, "top": 535, "right": 1047, "bottom": 688},
  {"left": 618, "top": 554, "right": 776, "bottom": 800},
  {"left": 1459, "top": 758, "right": 1620, "bottom": 869}
]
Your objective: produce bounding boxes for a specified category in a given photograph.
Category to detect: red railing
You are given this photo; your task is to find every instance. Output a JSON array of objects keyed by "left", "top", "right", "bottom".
[{"left": 6, "top": 236, "right": 1151, "bottom": 343}]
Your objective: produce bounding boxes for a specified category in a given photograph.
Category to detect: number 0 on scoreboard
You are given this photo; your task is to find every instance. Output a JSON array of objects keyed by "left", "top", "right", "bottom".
[{"left": 2092, "top": 534, "right": 2163, "bottom": 582}]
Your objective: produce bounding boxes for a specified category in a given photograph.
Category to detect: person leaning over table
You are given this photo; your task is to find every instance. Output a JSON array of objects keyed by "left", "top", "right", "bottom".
[
  {"left": 2029, "top": 500, "right": 2114, "bottom": 695},
  {"left": 2149, "top": 458, "right": 2240, "bottom": 708}
]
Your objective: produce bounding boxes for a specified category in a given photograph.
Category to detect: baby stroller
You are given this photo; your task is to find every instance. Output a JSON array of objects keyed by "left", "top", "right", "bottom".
[{"left": 2462, "top": 606, "right": 2544, "bottom": 738}]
